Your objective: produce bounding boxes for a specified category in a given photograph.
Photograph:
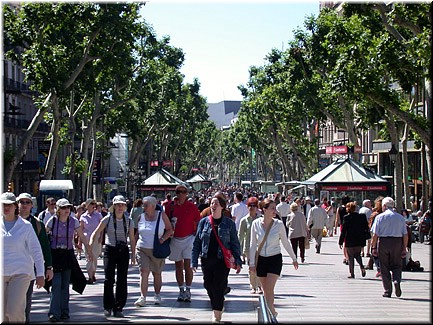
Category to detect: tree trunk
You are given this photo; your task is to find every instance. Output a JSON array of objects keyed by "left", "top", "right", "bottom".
[{"left": 44, "top": 93, "right": 61, "bottom": 180}]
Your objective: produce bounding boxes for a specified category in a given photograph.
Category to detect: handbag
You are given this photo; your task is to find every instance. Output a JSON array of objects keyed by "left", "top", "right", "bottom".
[
  {"left": 304, "top": 236, "right": 310, "bottom": 249},
  {"left": 255, "top": 219, "right": 273, "bottom": 267},
  {"left": 153, "top": 211, "right": 171, "bottom": 259},
  {"left": 209, "top": 216, "right": 236, "bottom": 269}
]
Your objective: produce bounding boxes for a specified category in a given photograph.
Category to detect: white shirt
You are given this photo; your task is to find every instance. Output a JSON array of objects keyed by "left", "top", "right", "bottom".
[
  {"left": 1, "top": 216, "right": 45, "bottom": 278},
  {"left": 276, "top": 201, "right": 290, "bottom": 218},
  {"left": 39, "top": 208, "right": 56, "bottom": 225},
  {"left": 307, "top": 206, "right": 328, "bottom": 230},
  {"left": 231, "top": 202, "right": 249, "bottom": 231},
  {"left": 249, "top": 217, "right": 297, "bottom": 266},
  {"left": 359, "top": 207, "right": 372, "bottom": 221}
]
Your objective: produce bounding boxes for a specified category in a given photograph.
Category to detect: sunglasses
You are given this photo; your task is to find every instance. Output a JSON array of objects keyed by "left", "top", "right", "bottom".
[
  {"left": 248, "top": 205, "right": 257, "bottom": 208},
  {"left": 48, "top": 202, "right": 56, "bottom": 205},
  {"left": 176, "top": 190, "right": 187, "bottom": 194},
  {"left": 19, "top": 201, "right": 32, "bottom": 205}
]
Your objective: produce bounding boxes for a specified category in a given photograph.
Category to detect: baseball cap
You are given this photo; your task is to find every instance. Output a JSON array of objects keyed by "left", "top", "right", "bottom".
[
  {"left": 16, "top": 193, "right": 32, "bottom": 202},
  {"left": 305, "top": 196, "right": 311, "bottom": 201},
  {"left": 112, "top": 195, "right": 126, "bottom": 205},
  {"left": 56, "top": 198, "right": 73, "bottom": 208},
  {"left": 1, "top": 192, "right": 17, "bottom": 204}
]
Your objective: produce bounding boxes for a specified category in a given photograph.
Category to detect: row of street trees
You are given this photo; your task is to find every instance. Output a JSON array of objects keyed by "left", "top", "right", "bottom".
[
  {"left": 229, "top": 3, "right": 431, "bottom": 209},
  {"left": 3, "top": 3, "right": 221, "bottom": 200},
  {"left": 2, "top": 3, "right": 431, "bottom": 206}
]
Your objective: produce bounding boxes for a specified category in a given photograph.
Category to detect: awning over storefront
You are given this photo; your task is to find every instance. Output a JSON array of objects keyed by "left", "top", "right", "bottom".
[
  {"left": 140, "top": 168, "right": 190, "bottom": 190},
  {"left": 301, "top": 158, "right": 390, "bottom": 192}
]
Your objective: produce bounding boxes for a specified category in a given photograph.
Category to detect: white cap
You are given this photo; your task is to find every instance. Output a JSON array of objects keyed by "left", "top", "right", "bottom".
[
  {"left": 16, "top": 193, "right": 32, "bottom": 202},
  {"left": 1, "top": 192, "right": 17, "bottom": 204},
  {"left": 56, "top": 198, "right": 73, "bottom": 208},
  {"left": 112, "top": 195, "right": 126, "bottom": 205}
]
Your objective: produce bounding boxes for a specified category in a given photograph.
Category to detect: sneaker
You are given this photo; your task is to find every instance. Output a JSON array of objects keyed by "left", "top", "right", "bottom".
[
  {"left": 134, "top": 296, "right": 146, "bottom": 307},
  {"left": 113, "top": 311, "right": 124, "bottom": 318},
  {"left": 104, "top": 309, "right": 112, "bottom": 317},
  {"left": 177, "top": 289, "right": 185, "bottom": 302},
  {"left": 184, "top": 289, "right": 191, "bottom": 302},
  {"left": 154, "top": 294, "right": 162, "bottom": 305},
  {"left": 250, "top": 288, "right": 257, "bottom": 294},
  {"left": 257, "top": 287, "right": 263, "bottom": 294},
  {"left": 394, "top": 281, "right": 402, "bottom": 297}
]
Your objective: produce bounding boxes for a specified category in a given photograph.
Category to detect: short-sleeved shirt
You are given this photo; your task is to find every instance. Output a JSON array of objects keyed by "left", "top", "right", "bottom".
[
  {"left": 80, "top": 211, "right": 103, "bottom": 239},
  {"left": 371, "top": 209, "right": 407, "bottom": 237},
  {"left": 47, "top": 216, "right": 80, "bottom": 249},
  {"left": 172, "top": 200, "right": 201, "bottom": 238}
]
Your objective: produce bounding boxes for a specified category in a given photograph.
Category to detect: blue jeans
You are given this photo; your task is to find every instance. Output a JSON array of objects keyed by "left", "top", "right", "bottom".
[{"left": 49, "top": 269, "right": 71, "bottom": 318}]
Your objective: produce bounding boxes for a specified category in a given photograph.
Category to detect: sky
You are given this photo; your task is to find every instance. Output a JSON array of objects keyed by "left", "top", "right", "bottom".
[{"left": 141, "top": 1, "right": 320, "bottom": 103}]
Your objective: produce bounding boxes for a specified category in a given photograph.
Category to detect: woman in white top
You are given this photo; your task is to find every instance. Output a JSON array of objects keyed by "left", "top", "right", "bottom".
[
  {"left": 249, "top": 197, "right": 299, "bottom": 320},
  {"left": 134, "top": 196, "right": 173, "bottom": 307},
  {"left": 1, "top": 192, "right": 45, "bottom": 323}
]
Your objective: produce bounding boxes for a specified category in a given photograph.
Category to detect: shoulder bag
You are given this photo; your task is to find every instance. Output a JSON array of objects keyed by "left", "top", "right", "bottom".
[
  {"left": 209, "top": 216, "right": 236, "bottom": 269},
  {"left": 153, "top": 211, "right": 171, "bottom": 259},
  {"left": 254, "top": 219, "right": 273, "bottom": 267}
]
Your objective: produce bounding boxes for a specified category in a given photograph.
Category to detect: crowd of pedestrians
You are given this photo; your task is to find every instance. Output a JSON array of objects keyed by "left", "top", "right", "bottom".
[{"left": 1, "top": 185, "right": 431, "bottom": 323}]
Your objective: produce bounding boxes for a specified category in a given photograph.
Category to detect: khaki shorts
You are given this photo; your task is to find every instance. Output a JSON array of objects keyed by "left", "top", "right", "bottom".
[
  {"left": 136, "top": 247, "right": 165, "bottom": 273},
  {"left": 169, "top": 235, "right": 194, "bottom": 262}
]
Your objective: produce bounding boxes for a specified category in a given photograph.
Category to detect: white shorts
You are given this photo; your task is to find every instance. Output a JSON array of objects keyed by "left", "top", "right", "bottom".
[{"left": 169, "top": 235, "right": 194, "bottom": 262}]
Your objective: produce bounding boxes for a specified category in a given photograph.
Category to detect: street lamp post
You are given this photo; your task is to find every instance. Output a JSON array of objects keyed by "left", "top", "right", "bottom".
[
  {"left": 134, "top": 166, "right": 145, "bottom": 200},
  {"left": 126, "top": 167, "right": 135, "bottom": 200},
  {"left": 119, "top": 168, "right": 124, "bottom": 195},
  {"left": 389, "top": 144, "right": 398, "bottom": 199}
]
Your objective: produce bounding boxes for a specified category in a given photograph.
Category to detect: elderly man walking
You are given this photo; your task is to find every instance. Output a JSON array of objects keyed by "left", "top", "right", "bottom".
[
  {"left": 307, "top": 199, "right": 328, "bottom": 254},
  {"left": 370, "top": 197, "right": 408, "bottom": 298}
]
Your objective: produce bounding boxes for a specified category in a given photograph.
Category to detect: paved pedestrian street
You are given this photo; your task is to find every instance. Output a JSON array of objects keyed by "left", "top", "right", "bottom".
[{"left": 30, "top": 235, "right": 431, "bottom": 323}]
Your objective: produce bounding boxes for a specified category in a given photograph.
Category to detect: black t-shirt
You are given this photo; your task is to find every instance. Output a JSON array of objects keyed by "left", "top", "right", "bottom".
[
  {"left": 337, "top": 206, "right": 347, "bottom": 226},
  {"left": 208, "top": 217, "right": 223, "bottom": 258}
]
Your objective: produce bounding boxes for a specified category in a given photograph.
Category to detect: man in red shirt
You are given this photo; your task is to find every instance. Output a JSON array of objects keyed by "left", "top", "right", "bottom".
[{"left": 169, "top": 184, "right": 201, "bottom": 302}]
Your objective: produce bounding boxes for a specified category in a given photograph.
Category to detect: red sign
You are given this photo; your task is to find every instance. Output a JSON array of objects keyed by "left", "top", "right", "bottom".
[
  {"left": 325, "top": 145, "right": 362, "bottom": 154},
  {"left": 321, "top": 185, "right": 387, "bottom": 191},
  {"left": 150, "top": 160, "right": 159, "bottom": 167},
  {"left": 163, "top": 160, "right": 173, "bottom": 167}
]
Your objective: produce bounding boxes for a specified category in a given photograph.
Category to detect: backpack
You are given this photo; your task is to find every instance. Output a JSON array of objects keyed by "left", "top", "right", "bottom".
[{"left": 38, "top": 210, "right": 46, "bottom": 222}]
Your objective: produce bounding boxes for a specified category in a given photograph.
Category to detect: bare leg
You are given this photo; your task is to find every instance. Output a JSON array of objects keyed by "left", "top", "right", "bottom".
[
  {"left": 175, "top": 260, "right": 185, "bottom": 287},
  {"left": 139, "top": 268, "right": 150, "bottom": 297},
  {"left": 152, "top": 271, "right": 162, "bottom": 294},
  {"left": 184, "top": 259, "right": 193, "bottom": 286},
  {"left": 259, "top": 274, "right": 279, "bottom": 316}
]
